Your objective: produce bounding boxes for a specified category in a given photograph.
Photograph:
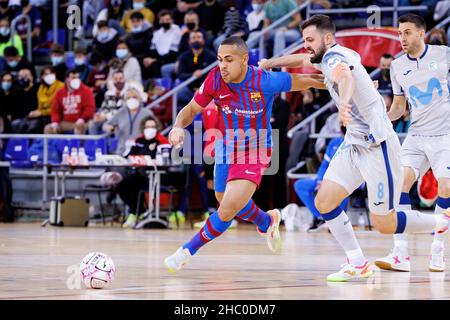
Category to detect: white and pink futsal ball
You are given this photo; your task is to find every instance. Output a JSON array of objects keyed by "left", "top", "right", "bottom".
[{"left": 80, "top": 252, "right": 116, "bottom": 289}]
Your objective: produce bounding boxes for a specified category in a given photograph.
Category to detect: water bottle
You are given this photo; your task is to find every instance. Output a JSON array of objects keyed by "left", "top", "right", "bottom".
[
  {"left": 78, "top": 147, "right": 88, "bottom": 165},
  {"left": 95, "top": 147, "right": 102, "bottom": 161},
  {"left": 358, "top": 213, "right": 365, "bottom": 231},
  {"left": 70, "top": 147, "right": 78, "bottom": 165},
  {"left": 62, "top": 146, "right": 69, "bottom": 164}
]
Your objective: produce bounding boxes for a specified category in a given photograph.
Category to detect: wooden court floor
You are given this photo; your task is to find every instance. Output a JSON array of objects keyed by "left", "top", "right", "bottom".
[{"left": 1, "top": 223, "right": 450, "bottom": 300}]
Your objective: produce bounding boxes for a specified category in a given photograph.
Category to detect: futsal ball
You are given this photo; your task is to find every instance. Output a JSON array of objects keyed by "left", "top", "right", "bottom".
[{"left": 80, "top": 252, "right": 116, "bottom": 289}]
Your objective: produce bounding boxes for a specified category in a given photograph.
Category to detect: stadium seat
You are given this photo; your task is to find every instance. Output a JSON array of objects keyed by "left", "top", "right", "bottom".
[
  {"left": 4, "top": 138, "right": 32, "bottom": 168},
  {"left": 84, "top": 138, "right": 107, "bottom": 161},
  {"left": 248, "top": 48, "right": 262, "bottom": 66},
  {"left": 107, "top": 136, "right": 119, "bottom": 154},
  {"left": 155, "top": 78, "right": 172, "bottom": 90}
]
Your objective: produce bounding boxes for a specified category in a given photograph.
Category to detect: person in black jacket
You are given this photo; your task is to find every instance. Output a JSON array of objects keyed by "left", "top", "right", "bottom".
[
  {"left": 12, "top": 68, "right": 39, "bottom": 133},
  {"left": 0, "top": 71, "right": 20, "bottom": 124},
  {"left": 125, "top": 11, "right": 153, "bottom": 69},
  {"left": 93, "top": 20, "right": 121, "bottom": 61},
  {"left": 3, "top": 46, "right": 35, "bottom": 80},
  {"left": 178, "top": 10, "right": 212, "bottom": 54},
  {"left": 177, "top": 31, "right": 216, "bottom": 107}
]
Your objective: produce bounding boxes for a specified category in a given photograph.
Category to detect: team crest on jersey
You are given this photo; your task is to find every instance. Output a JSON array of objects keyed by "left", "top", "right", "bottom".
[
  {"left": 222, "top": 105, "right": 233, "bottom": 115},
  {"left": 327, "top": 56, "right": 342, "bottom": 70},
  {"left": 428, "top": 61, "right": 437, "bottom": 71},
  {"left": 250, "top": 92, "right": 262, "bottom": 102}
]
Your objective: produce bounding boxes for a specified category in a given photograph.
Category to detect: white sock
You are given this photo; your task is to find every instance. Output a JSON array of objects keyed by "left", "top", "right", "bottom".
[
  {"left": 393, "top": 234, "right": 409, "bottom": 257},
  {"left": 433, "top": 204, "right": 449, "bottom": 245},
  {"left": 393, "top": 202, "right": 412, "bottom": 256},
  {"left": 325, "top": 211, "right": 366, "bottom": 266},
  {"left": 401, "top": 210, "right": 440, "bottom": 233}
]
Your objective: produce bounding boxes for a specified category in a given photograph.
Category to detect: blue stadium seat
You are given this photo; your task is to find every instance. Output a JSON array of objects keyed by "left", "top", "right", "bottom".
[
  {"left": 4, "top": 138, "right": 32, "bottom": 168},
  {"left": 84, "top": 138, "right": 107, "bottom": 161},
  {"left": 155, "top": 78, "right": 172, "bottom": 90},
  {"left": 65, "top": 51, "right": 75, "bottom": 69},
  {"left": 248, "top": 48, "right": 262, "bottom": 66},
  {"left": 46, "top": 29, "right": 66, "bottom": 48},
  {"left": 107, "top": 136, "right": 119, "bottom": 154}
]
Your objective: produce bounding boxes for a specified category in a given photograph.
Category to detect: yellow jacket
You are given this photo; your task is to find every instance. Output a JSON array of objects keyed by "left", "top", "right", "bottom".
[
  {"left": 37, "top": 80, "right": 64, "bottom": 116},
  {"left": 121, "top": 8, "right": 155, "bottom": 32}
]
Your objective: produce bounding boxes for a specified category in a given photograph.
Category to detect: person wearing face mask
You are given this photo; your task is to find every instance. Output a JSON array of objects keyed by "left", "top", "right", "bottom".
[
  {"left": 73, "top": 47, "right": 91, "bottom": 83},
  {"left": 245, "top": 0, "right": 266, "bottom": 49},
  {"left": 93, "top": 0, "right": 127, "bottom": 38},
  {"left": 125, "top": 11, "right": 153, "bottom": 64},
  {"left": 44, "top": 69, "right": 95, "bottom": 135},
  {"left": 22, "top": 66, "right": 64, "bottom": 133},
  {"left": 108, "top": 40, "right": 142, "bottom": 84},
  {"left": 93, "top": 20, "right": 120, "bottom": 61},
  {"left": 103, "top": 85, "right": 154, "bottom": 155},
  {"left": 121, "top": 0, "right": 155, "bottom": 33},
  {"left": 0, "top": 71, "right": 20, "bottom": 124},
  {"left": 49, "top": 44, "right": 67, "bottom": 82},
  {"left": 9, "top": 68, "right": 37, "bottom": 132},
  {"left": 372, "top": 53, "right": 394, "bottom": 99},
  {"left": 142, "top": 10, "right": 181, "bottom": 79},
  {"left": 178, "top": 11, "right": 212, "bottom": 54},
  {"left": 177, "top": 31, "right": 216, "bottom": 107},
  {"left": 116, "top": 115, "right": 168, "bottom": 228},
  {"left": 0, "top": 17, "right": 24, "bottom": 58},
  {"left": 89, "top": 70, "right": 128, "bottom": 135},
  {"left": 3, "top": 46, "right": 36, "bottom": 79}
]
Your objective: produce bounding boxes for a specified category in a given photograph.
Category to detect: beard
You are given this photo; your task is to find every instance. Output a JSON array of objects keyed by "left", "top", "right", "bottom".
[{"left": 309, "top": 42, "right": 327, "bottom": 64}]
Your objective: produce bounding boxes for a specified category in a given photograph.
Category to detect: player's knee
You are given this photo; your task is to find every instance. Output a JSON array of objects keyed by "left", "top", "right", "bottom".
[
  {"left": 217, "top": 204, "right": 239, "bottom": 222},
  {"left": 438, "top": 179, "right": 450, "bottom": 198},
  {"left": 314, "top": 192, "right": 337, "bottom": 214},
  {"left": 215, "top": 192, "right": 224, "bottom": 204},
  {"left": 371, "top": 213, "right": 396, "bottom": 234}
]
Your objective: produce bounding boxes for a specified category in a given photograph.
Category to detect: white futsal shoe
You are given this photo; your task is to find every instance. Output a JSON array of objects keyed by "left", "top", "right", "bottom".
[
  {"left": 164, "top": 247, "right": 192, "bottom": 273},
  {"left": 257, "top": 209, "right": 282, "bottom": 254},
  {"left": 327, "top": 259, "right": 374, "bottom": 282},
  {"left": 374, "top": 251, "right": 411, "bottom": 272}
]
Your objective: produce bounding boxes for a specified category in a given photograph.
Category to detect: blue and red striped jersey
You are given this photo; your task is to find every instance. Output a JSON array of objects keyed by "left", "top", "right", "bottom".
[{"left": 194, "top": 66, "right": 292, "bottom": 164}]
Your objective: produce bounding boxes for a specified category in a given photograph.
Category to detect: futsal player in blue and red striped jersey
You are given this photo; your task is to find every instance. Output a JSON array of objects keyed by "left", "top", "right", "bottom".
[{"left": 164, "top": 36, "right": 326, "bottom": 273}]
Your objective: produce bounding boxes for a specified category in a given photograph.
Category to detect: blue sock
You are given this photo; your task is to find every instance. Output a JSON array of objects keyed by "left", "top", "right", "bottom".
[
  {"left": 183, "top": 211, "right": 232, "bottom": 255},
  {"left": 236, "top": 200, "right": 271, "bottom": 232}
]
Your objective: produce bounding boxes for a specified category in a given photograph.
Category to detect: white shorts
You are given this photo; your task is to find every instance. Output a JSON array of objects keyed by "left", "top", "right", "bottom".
[
  {"left": 401, "top": 134, "right": 450, "bottom": 180},
  {"left": 324, "top": 135, "right": 402, "bottom": 215}
]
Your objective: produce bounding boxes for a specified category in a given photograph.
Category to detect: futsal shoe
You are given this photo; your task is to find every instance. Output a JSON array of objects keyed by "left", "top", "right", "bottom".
[
  {"left": 164, "top": 247, "right": 192, "bottom": 273},
  {"left": 374, "top": 251, "right": 411, "bottom": 272},
  {"left": 122, "top": 213, "right": 137, "bottom": 229},
  {"left": 257, "top": 209, "right": 282, "bottom": 254},
  {"left": 327, "top": 259, "right": 374, "bottom": 282}
]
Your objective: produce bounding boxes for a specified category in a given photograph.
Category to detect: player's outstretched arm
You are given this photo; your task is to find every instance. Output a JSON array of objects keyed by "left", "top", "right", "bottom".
[
  {"left": 332, "top": 63, "right": 355, "bottom": 126},
  {"left": 169, "top": 99, "right": 203, "bottom": 148},
  {"left": 290, "top": 73, "right": 326, "bottom": 91},
  {"left": 259, "top": 54, "right": 313, "bottom": 70},
  {"left": 387, "top": 95, "right": 407, "bottom": 121}
]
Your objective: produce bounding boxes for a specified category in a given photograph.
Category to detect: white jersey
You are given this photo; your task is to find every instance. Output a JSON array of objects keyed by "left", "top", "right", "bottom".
[
  {"left": 390, "top": 45, "right": 450, "bottom": 136},
  {"left": 315, "top": 44, "right": 395, "bottom": 147}
]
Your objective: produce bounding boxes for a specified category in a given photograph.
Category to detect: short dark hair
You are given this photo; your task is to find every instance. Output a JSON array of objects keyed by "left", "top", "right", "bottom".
[
  {"left": 158, "top": 9, "right": 173, "bottom": 20},
  {"left": 74, "top": 47, "right": 86, "bottom": 55},
  {"left": 130, "top": 11, "right": 144, "bottom": 21},
  {"left": 381, "top": 53, "right": 394, "bottom": 60},
  {"left": 40, "top": 65, "right": 55, "bottom": 77},
  {"left": 3, "top": 46, "right": 19, "bottom": 57},
  {"left": 65, "top": 68, "right": 80, "bottom": 79},
  {"left": 301, "top": 14, "right": 336, "bottom": 35},
  {"left": 220, "top": 36, "right": 248, "bottom": 53},
  {"left": 140, "top": 115, "right": 162, "bottom": 133},
  {"left": 97, "top": 20, "right": 108, "bottom": 29},
  {"left": 398, "top": 13, "right": 426, "bottom": 31},
  {"left": 51, "top": 43, "right": 64, "bottom": 54}
]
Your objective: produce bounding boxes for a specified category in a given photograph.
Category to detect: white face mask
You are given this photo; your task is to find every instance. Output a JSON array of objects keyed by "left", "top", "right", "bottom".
[
  {"left": 126, "top": 98, "right": 140, "bottom": 110},
  {"left": 70, "top": 78, "right": 81, "bottom": 90},
  {"left": 144, "top": 128, "right": 157, "bottom": 140},
  {"left": 43, "top": 74, "right": 56, "bottom": 85}
]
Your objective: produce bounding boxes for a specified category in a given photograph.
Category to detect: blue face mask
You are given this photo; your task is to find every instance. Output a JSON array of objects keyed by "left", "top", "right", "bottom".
[
  {"left": 7, "top": 60, "right": 18, "bottom": 68},
  {"left": 133, "top": 2, "right": 144, "bottom": 9},
  {"left": 51, "top": 55, "right": 64, "bottom": 66},
  {"left": 0, "top": 27, "right": 10, "bottom": 36},
  {"left": 116, "top": 49, "right": 129, "bottom": 59},
  {"left": 131, "top": 25, "right": 143, "bottom": 33},
  {"left": 75, "top": 57, "right": 86, "bottom": 66},
  {"left": 1, "top": 82, "right": 12, "bottom": 91},
  {"left": 97, "top": 31, "right": 109, "bottom": 41}
]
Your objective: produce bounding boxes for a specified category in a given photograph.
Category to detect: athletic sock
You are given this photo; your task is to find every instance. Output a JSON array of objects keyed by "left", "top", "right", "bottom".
[
  {"left": 183, "top": 211, "right": 232, "bottom": 255},
  {"left": 432, "top": 197, "right": 450, "bottom": 247},
  {"left": 236, "top": 199, "right": 271, "bottom": 233},
  {"left": 321, "top": 207, "right": 366, "bottom": 266},
  {"left": 393, "top": 192, "right": 412, "bottom": 256}
]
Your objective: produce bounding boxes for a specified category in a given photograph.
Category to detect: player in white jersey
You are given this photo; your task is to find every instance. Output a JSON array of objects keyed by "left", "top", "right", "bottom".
[
  {"left": 260, "top": 14, "right": 450, "bottom": 282},
  {"left": 374, "top": 14, "right": 450, "bottom": 273}
]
